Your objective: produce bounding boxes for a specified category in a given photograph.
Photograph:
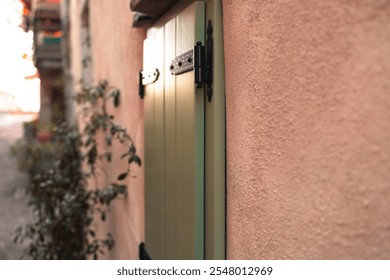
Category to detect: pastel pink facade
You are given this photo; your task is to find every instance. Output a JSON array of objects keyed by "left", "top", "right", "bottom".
[
  {"left": 69, "top": 0, "right": 146, "bottom": 259},
  {"left": 89, "top": 3, "right": 146, "bottom": 260},
  {"left": 223, "top": 0, "right": 390, "bottom": 259}
]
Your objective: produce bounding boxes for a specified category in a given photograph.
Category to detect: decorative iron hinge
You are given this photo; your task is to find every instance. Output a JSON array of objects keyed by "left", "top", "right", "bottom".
[
  {"left": 170, "top": 20, "right": 213, "bottom": 102},
  {"left": 205, "top": 20, "right": 213, "bottom": 102}
]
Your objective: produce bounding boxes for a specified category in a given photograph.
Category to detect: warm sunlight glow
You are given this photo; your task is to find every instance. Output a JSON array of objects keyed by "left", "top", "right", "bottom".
[{"left": 0, "top": 0, "right": 40, "bottom": 112}]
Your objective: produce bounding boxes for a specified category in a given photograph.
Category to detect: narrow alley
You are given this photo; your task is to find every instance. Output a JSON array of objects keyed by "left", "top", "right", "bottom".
[{"left": 0, "top": 113, "right": 35, "bottom": 259}]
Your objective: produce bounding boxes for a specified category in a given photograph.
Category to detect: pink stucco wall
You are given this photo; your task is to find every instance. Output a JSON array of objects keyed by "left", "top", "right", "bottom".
[
  {"left": 89, "top": 1, "right": 146, "bottom": 259},
  {"left": 70, "top": 0, "right": 146, "bottom": 259},
  {"left": 223, "top": 0, "right": 390, "bottom": 259}
]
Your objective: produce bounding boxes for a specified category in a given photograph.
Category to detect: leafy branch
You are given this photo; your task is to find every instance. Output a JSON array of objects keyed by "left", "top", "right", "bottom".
[{"left": 13, "top": 80, "right": 141, "bottom": 259}]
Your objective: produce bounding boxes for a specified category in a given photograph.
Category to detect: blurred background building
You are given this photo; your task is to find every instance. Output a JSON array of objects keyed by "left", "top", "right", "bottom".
[{"left": 21, "top": 0, "right": 64, "bottom": 128}]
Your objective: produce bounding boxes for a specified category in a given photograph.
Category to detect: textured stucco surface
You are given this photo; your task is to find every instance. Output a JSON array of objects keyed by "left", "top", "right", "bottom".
[
  {"left": 89, "top": 0, "right": 146, "bottom": 260},
  {"left": 70, "top": 0, "right": 146, "bottom": 259},
  {"left": 223, "top": 0, "right": 390, "bottom": 259}
]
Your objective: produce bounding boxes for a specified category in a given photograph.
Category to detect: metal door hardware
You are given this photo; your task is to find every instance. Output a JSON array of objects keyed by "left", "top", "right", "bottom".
[
  {"left": 194, "top": 41, "right": 205, "bottom": 88},
  {"left": 205, "top": 20, "right": 213, "bottom": 102},
  {"left": 169, "top": 20, "right": 214, "bottom": 102},
  {"left": 139, "top": 68, "right": 159, "bottom": 99},
  {"left": 139, "top": 242, "right": 151, "bottom": 260},
  {"left": 170, "top": 50, "right": 194, "bottom": 75},
  {"left": 141, "top": 21, "right": 213, "bottom": 101},
  {"left": 141, "top": 68, "right": 159, "bottom": 85},
  {"left": 138, "top": 71, "right": 144, "bottom": 99}
]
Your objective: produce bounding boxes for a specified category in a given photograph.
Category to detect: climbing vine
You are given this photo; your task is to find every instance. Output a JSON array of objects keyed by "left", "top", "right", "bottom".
[{"left": 13, "top": 80, "right": 141, "bottom": 259}]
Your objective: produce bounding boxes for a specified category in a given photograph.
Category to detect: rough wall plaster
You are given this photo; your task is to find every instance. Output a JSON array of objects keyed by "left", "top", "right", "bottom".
[
  {"left": 70, "top": 0, "right": 146, "bottom": 259},
  {"left": 223, "top": 0, "right": 390, "bottom": 259}
]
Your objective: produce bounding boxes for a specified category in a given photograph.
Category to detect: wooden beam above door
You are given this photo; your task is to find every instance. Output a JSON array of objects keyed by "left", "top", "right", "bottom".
[{"left": 130, "top": 0, "right": 180, "bottom": 24}]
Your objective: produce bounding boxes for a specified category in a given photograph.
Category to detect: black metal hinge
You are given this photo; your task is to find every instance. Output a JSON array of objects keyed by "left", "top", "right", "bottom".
[
  {"left": 205, "top": 19, "right": 213, "bottom": 102},
  {"left": 170, "top": 20, "right": 213, "bottom": 102}
]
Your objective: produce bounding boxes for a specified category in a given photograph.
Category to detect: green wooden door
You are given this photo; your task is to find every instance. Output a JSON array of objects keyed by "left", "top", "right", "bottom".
[{"left": 144, "top": 1, "right": 205, "bottom": 260}]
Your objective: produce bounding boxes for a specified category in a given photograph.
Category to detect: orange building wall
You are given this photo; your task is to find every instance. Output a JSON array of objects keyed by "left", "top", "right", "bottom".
[
  {"left": 69, "top": 0, "right": 146, "bottom": 259},
  {"left": 223, "top": 0, "right": 390, "bottom": 259}
]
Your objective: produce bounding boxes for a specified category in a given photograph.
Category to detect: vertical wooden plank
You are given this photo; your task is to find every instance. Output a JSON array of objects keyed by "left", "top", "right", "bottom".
[
  {"left": 154, "top": 27, "right": 166, "bottom": 259},
  {"left": 164, "top": 18, "right": 177, "bottom": 260},
  {"left": 176, "top": 6, "right": 195, "bottom": 258},
  {"left": 144, "top": 29, "right": 165, "bottom": 259},
  {"left": 143, "top": 36, "right": 155, "bottom": 258},
  {"left": 175, "top": 1, "right": 205, "bottom": 260},
  {"left": 193, "top": 2, "right": 206, "bottom": 260},
  {"left": 205, "top": 0, "right": 226, "bottom": 260},
  {"left": 194, "top": 1, "right": 205, "bottom": 259}
]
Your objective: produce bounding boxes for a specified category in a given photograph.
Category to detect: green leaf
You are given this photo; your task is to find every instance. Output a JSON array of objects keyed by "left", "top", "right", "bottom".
[
  {"left": 105, "top": 135, "right": 112, "bottom": 146},
  {"left": 117, "top": 173, "right": 128, "bottom": 181},
  {"left": 99, "top": 79, "right": 108, "bottom": 89},
  {"left": 87, "top": 146, "right": 97, "bottom": 164},
  {"left": 113, "top": 90, "right": 120, "bottom": 107},
  {"left": 129, "top": 144, "right": 136, "bottom": 155},
  {"left": 129, "top": 155, "right": 142, "bottom": 166},
  {"left": 97, "top": 86, "right": 104, "bottom": 97},
  {"left": 110, "top": 127, "right": 115, "bottom": 135}
]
